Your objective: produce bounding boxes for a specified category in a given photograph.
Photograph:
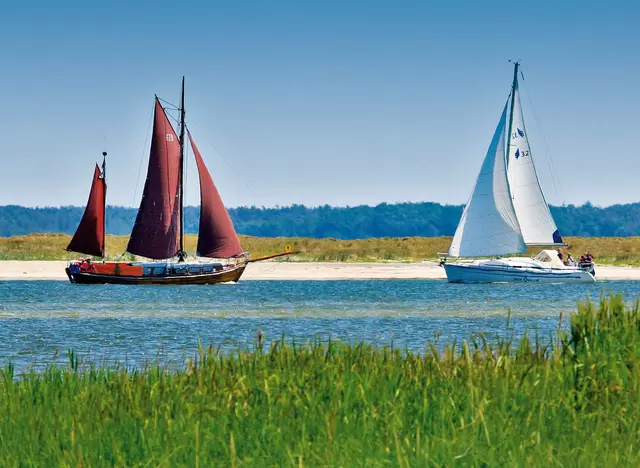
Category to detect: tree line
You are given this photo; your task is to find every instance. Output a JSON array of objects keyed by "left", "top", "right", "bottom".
[{"left": 0, "top": 202, "right": 637, "bottom": 239}]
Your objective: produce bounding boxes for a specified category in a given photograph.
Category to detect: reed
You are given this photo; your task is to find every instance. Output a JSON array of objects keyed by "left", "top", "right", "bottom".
[
  {"left": 1, "top": 233, "right": 639, "bottom": 264},
  {"left": 0, "top": 294, "right": 640, "bottom": 464}
]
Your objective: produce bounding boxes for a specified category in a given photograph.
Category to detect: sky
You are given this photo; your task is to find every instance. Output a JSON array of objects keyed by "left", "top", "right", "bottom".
[{"left": 1, "top": 0, "right": 638, "bottom": 209}]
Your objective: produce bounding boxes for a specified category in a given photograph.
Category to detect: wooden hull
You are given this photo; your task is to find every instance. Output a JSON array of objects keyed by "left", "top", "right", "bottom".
[{"left": 66, "top": 263, "right": 246, "bottom": 285}]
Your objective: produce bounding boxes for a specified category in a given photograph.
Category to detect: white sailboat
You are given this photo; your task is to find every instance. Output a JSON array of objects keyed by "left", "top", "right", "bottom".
[{"left": 441, "top": 62, "right": 595, "bottom": 284}]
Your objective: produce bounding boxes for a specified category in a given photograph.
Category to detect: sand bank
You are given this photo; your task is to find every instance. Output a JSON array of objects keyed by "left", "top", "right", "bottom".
[
  {"left": 1, "top": 260, "right": 640, "bottom": 281},
  {"left": 0, "top": 261, "right": 443, "bottom": 281}
]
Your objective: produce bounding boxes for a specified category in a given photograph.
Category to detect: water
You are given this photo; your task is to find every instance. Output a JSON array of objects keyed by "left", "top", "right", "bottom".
[{"left": 0, "top": 279, "right": 638, "bottom": 370}]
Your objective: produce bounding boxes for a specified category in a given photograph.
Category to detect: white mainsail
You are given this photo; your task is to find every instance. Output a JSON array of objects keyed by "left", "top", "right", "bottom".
[
  {"left": 506, "top": 78, "right": 563, "bottom": 245},
  {"left": 448, "top": 102, "right": 527, "bottom": 258}
]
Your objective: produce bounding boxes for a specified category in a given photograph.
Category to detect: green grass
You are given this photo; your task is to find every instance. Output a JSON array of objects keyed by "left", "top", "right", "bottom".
[
  {"left": 2, "top": 294, "right": 640, "bottom": 465},
  {"left": 2, "top": 233, "right": 640, "bottom": 265}
]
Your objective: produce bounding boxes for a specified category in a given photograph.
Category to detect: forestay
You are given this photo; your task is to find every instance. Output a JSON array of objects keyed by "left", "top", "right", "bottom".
[
  {"left": 449, "top": 102, "right": 527, "bottom": 258},
  {"left": 507, "top": 78, "right": 563, "bottom": 245}
]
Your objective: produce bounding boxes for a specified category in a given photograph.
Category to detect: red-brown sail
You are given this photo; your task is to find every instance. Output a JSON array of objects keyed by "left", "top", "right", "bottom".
[
  {"left": 67, "top": 164, "right": 106, "bottom": 257},
  {"left": 189, "top": 131, "right": 244, "bottom": 258},
  {"left": 127, "top": 98, "right": 181, "bottom": 259}
]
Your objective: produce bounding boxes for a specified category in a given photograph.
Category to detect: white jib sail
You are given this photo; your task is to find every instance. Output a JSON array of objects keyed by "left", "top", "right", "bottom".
[
  {"left": 507, "top": 80, "right": 563, "bottom": 245},
  {"left": 449, "top": 101, "right": 527, "bottom": 258}
]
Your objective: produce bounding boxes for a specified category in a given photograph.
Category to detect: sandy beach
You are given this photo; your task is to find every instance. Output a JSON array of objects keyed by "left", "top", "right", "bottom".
[{"left": 1, "top": 260, "right": 640, "bottom": 281}]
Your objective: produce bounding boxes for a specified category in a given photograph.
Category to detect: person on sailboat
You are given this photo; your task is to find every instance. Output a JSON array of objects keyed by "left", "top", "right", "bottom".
[
  {"left": 556, "top": 249, "right": 564, "bottom": 263},
  {"left": 586, "top": 253, "right": 596, "bottom": 276},
  {"left": 579, "top": 253, "right": 594, "bottom": 266}
]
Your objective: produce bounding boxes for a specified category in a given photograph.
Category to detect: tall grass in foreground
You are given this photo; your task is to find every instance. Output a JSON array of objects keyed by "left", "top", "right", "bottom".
[
  {"left": 2, "top": 233, "right": 640, "bottom": 264},
  {"left": 1, "top": 296, "right": 640, "bottom": 465}
]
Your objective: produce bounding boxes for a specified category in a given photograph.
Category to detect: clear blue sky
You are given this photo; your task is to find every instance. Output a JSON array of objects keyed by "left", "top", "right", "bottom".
[{"left": 1, "top": 0, "right": 638, "bottom": 208}]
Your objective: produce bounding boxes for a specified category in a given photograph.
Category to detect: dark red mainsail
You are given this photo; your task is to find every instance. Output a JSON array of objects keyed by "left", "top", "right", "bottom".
[
  {"left": 67, "top": 164, "right": 106, "bottom": 257},
  {"left": 127, "top": 98, "right": 181, "bottom": 259},
  {"left": 189, "top": 131, "right": 244, "bottom": 258}
]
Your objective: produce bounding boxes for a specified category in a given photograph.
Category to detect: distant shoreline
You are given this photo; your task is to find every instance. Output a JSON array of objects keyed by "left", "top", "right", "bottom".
[
  {"left": 4, "top": 234, "right": 640, "bottom": 268},
  {"left": 3, "top": 202, "right": 640, "bottom": 240},
  {"left": 1, "top": 261, "right": 640, "bottom": 281}
]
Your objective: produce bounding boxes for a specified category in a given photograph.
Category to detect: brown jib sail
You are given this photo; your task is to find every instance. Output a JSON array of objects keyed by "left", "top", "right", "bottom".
[
  {"left": 126, "top": 98, "right": 181, "bottom": 259},
  {"left": 189, "top": 131, "right": 244, "bottom": 258},
  {"left": 66, "top": 163, "right": 106, "bottom": 257}
]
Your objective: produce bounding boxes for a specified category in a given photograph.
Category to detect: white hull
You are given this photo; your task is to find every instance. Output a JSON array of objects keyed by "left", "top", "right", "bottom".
[{"left": 443, "top": 258, "right": 596, "bottom": 284}]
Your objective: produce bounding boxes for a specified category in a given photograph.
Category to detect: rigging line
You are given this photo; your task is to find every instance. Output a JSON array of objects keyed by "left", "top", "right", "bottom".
[
  {"left": 161, "top": 105, "right": 181, "bottom": 147},
  {"left": 157, "top": 96, "right": 179, "bottom": 110},
  {"left": 131, "top": 100, "right": 156, "bottom": 209},
  {"left": 184, "top": 124, "right": 260, "bottom": 205},
  {"left": 519, "top": 68, "right": 565, "bottom": 204},
  {"left": 504, "top": 91, "right": 513, "bottom": 167},
  {"left": 123, "top": 101, "right": 155, "bottom": 259},
  {"left": 166, "top": 111, "right": 181, "bottom": 128},
  {"left": 102, "top": 135, "right": 108, "bottom": 238}
]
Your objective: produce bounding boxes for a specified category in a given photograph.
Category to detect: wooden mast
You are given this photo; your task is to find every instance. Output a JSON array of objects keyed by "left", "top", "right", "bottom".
[{"left": 178, "top": 77, "right": 186, "bottom": 262}]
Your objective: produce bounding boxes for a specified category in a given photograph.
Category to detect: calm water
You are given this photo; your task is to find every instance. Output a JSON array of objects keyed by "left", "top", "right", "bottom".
[{"left": 0, "top": 279, "right": 638, "bottom": 370}]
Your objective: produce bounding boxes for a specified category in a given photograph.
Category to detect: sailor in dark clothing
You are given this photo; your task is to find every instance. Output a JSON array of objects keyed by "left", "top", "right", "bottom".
[{"left": 556, "top": 249, "right": 564, "bottom": 262}]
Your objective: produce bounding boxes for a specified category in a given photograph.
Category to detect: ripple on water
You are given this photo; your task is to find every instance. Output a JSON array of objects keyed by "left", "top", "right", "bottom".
[{"left": 0, "top": 279, "right": 633, "bottom": 370}]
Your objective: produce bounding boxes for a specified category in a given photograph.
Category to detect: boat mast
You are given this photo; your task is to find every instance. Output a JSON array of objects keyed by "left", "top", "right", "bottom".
[
  {"left": 505, "top": 61, "right": 519, "bottom": 170},
  {"left": 178, "top": 77, "right": 186, "bottom": 262},
  {"left": 102, "top": 151, "right": 107, "bottom": 257}
]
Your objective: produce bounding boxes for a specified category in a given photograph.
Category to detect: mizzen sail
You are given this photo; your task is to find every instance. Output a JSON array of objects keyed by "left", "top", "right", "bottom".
[
  {"left": 507, "top": 78, "right": 563, "bottom": 245},
  {"left": 127, "top": 98, "right": 181, "bottom": 259},
  {"left": 67, "top": 163, "right": 106, "bottom": 257},
  {"left": 189, "top": 131, "right": 244, "bottom": 258},
  {"left": 448, "top": 101, "right": 526, "bottom": 258}
]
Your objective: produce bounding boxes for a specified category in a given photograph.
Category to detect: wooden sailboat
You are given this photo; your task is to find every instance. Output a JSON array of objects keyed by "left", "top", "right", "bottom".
[
  {"left": 66, "top": 79, "right": 294, "bottom": 284},
  {"left": 441, "top": 62, "right": 595, "bottom": 283}
]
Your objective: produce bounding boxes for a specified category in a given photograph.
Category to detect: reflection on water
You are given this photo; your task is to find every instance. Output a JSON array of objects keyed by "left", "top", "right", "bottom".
[{"left": 0, "top": 279, "right": 635, "bottom": 370}]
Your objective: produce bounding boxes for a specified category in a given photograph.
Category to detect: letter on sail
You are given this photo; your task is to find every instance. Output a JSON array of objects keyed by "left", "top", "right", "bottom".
[
  {"left": 449, "top": 102, "right": 527, "bottom": 257},
  {"left": 127, "top": 99, "right": 181, "bottom": 259},
  {"left": 507, "top": 80, "right": 563, "bottom": 245},
  {"left": 67, "top": 164, "right": 106, "bottom": 257},
  {"left": 189, "top": 132, "right": 244, "bottom": 258}
]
